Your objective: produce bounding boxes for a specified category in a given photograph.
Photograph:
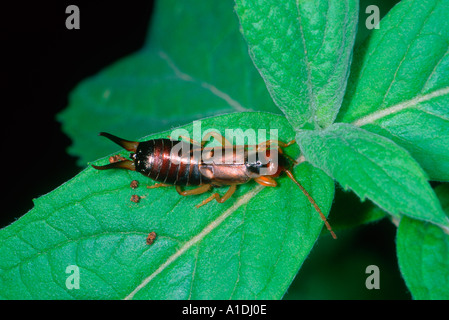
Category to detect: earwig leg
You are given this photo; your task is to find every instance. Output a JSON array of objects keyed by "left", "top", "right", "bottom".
[
  {"left": 256, "top": 139, "right": 296, "bottom": 151},
  {"left": 175, "top": 184, "right": 212, "bottom": 196},
  {"left": 147, "top": 183, "right": 172, "bottom": 189},
  {"left": 196, "top": 185, "right": 237, "bottom": 208},
  {"left": 201, "top": 131, "right": 232, "bottom": 147},
  {"left": 168, "top": 135, "right": 201, "bottom": 146},
  {"left": 254, "top": 176, "right": 278, "bottom": 187},
  {"left": 281, "top": 139, "right": 296, "bottom": 147}
]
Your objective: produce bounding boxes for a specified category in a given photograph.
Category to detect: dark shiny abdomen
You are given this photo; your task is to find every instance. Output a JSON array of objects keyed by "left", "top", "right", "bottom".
[{"left": 134, "top": 139, "right": 208, "bottom": 186}]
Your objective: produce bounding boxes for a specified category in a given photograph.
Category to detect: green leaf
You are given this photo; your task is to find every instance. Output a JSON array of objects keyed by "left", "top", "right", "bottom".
[
  {"left": 327, "top": 188, "right": 386, "bottom": 233},
  {"left": 397, "top": 184, "right": 449, "bottom": 299},
  {"left": 0, "top": 112, "right": 334, "bottom": 299},
  {"left": 234, "top": 0, "right": 358, "bottom": 129},
  {"left": 297, "top": 123, "right": 449, "bottom": 228},
  {"left": 338, "top": 0, "right": 449, "bottom": 181},
  {"left": 58, "top": 0, "right": 279, "bottom": 165}
]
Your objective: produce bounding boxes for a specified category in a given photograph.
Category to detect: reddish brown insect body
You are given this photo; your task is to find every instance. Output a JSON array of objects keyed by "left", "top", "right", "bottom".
[{"left": 92, "top": 132, "right": 336, "bottom": 239}]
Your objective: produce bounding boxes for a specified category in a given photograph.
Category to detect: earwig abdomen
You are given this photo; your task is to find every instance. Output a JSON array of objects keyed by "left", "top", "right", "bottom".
[{"left": 133, "top": 139, "right": 208, "bottom": 186}]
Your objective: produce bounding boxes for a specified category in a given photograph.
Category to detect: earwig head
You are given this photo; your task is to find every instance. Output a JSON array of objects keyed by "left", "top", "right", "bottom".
[
  {"left": 92, "top": 133, "right": 139, "bottom": 172},
  {"left": 268, "top": 154, "right": 289, "bottom": 177},
  {"left": 274, "top": 151, "right": 293, "bottom": 176},
  {"left": 246, "top": 150, "right": 293, "bottom": 178}
]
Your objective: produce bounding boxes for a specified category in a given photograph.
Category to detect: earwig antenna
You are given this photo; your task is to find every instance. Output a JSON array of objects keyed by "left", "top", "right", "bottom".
[
  {"left": 99, "top": 132, "right": 139, "bottom": 152},
  {"left": 285, "top": 170, "right": 337, "bottom": 239}
]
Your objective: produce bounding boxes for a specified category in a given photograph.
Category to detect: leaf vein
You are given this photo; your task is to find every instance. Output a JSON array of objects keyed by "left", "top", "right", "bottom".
[
  {"left": 158, "top": 50, "right": 250, "bottom": 112},
  {"left": 187, "top": 245, "right": 200, "bottom": 299},
  {"left": 124, "top": 185, "right": 264, "bottom": 300},
  {"left": 379, "top": 2, "right": 438, "bottom": 109},
  {"left": 352, "top": 86, "right": 449, "bottom": 126},
  {"left": 331, "top": 129, "right": 414, "bottom": 206},
  {"left": 420, "top": 45, "right": 449, "bottom": 93},
  {"left": 229, "top": 206, "right": 246, "bottom": 299}
]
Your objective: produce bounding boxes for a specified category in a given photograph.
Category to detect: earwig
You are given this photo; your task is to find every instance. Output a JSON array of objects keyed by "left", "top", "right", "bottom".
[{"left": 92, "top": 131, "right": 336, "bottom": 239}]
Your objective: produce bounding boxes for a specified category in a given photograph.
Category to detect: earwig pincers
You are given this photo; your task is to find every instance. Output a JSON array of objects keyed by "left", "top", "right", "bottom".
[{"left": 92, "top": 131, "right": 336, "bottom": 239}]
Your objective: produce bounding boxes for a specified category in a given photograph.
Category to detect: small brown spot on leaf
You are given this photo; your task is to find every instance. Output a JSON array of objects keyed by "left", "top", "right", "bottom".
[
  {"left": 130, "top": 195, "right": 140, "bottom": 203},
  {"left": 130, "top": 180, "right": 139, "bottom": 189},
  {"left": 146, "top": 232, "right": 157, "bottom": 245}
]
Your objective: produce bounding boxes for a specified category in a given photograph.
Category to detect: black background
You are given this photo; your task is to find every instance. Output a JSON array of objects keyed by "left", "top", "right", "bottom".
[{"left": 1, "top": 1, "right": 154, "bottom": 227}]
